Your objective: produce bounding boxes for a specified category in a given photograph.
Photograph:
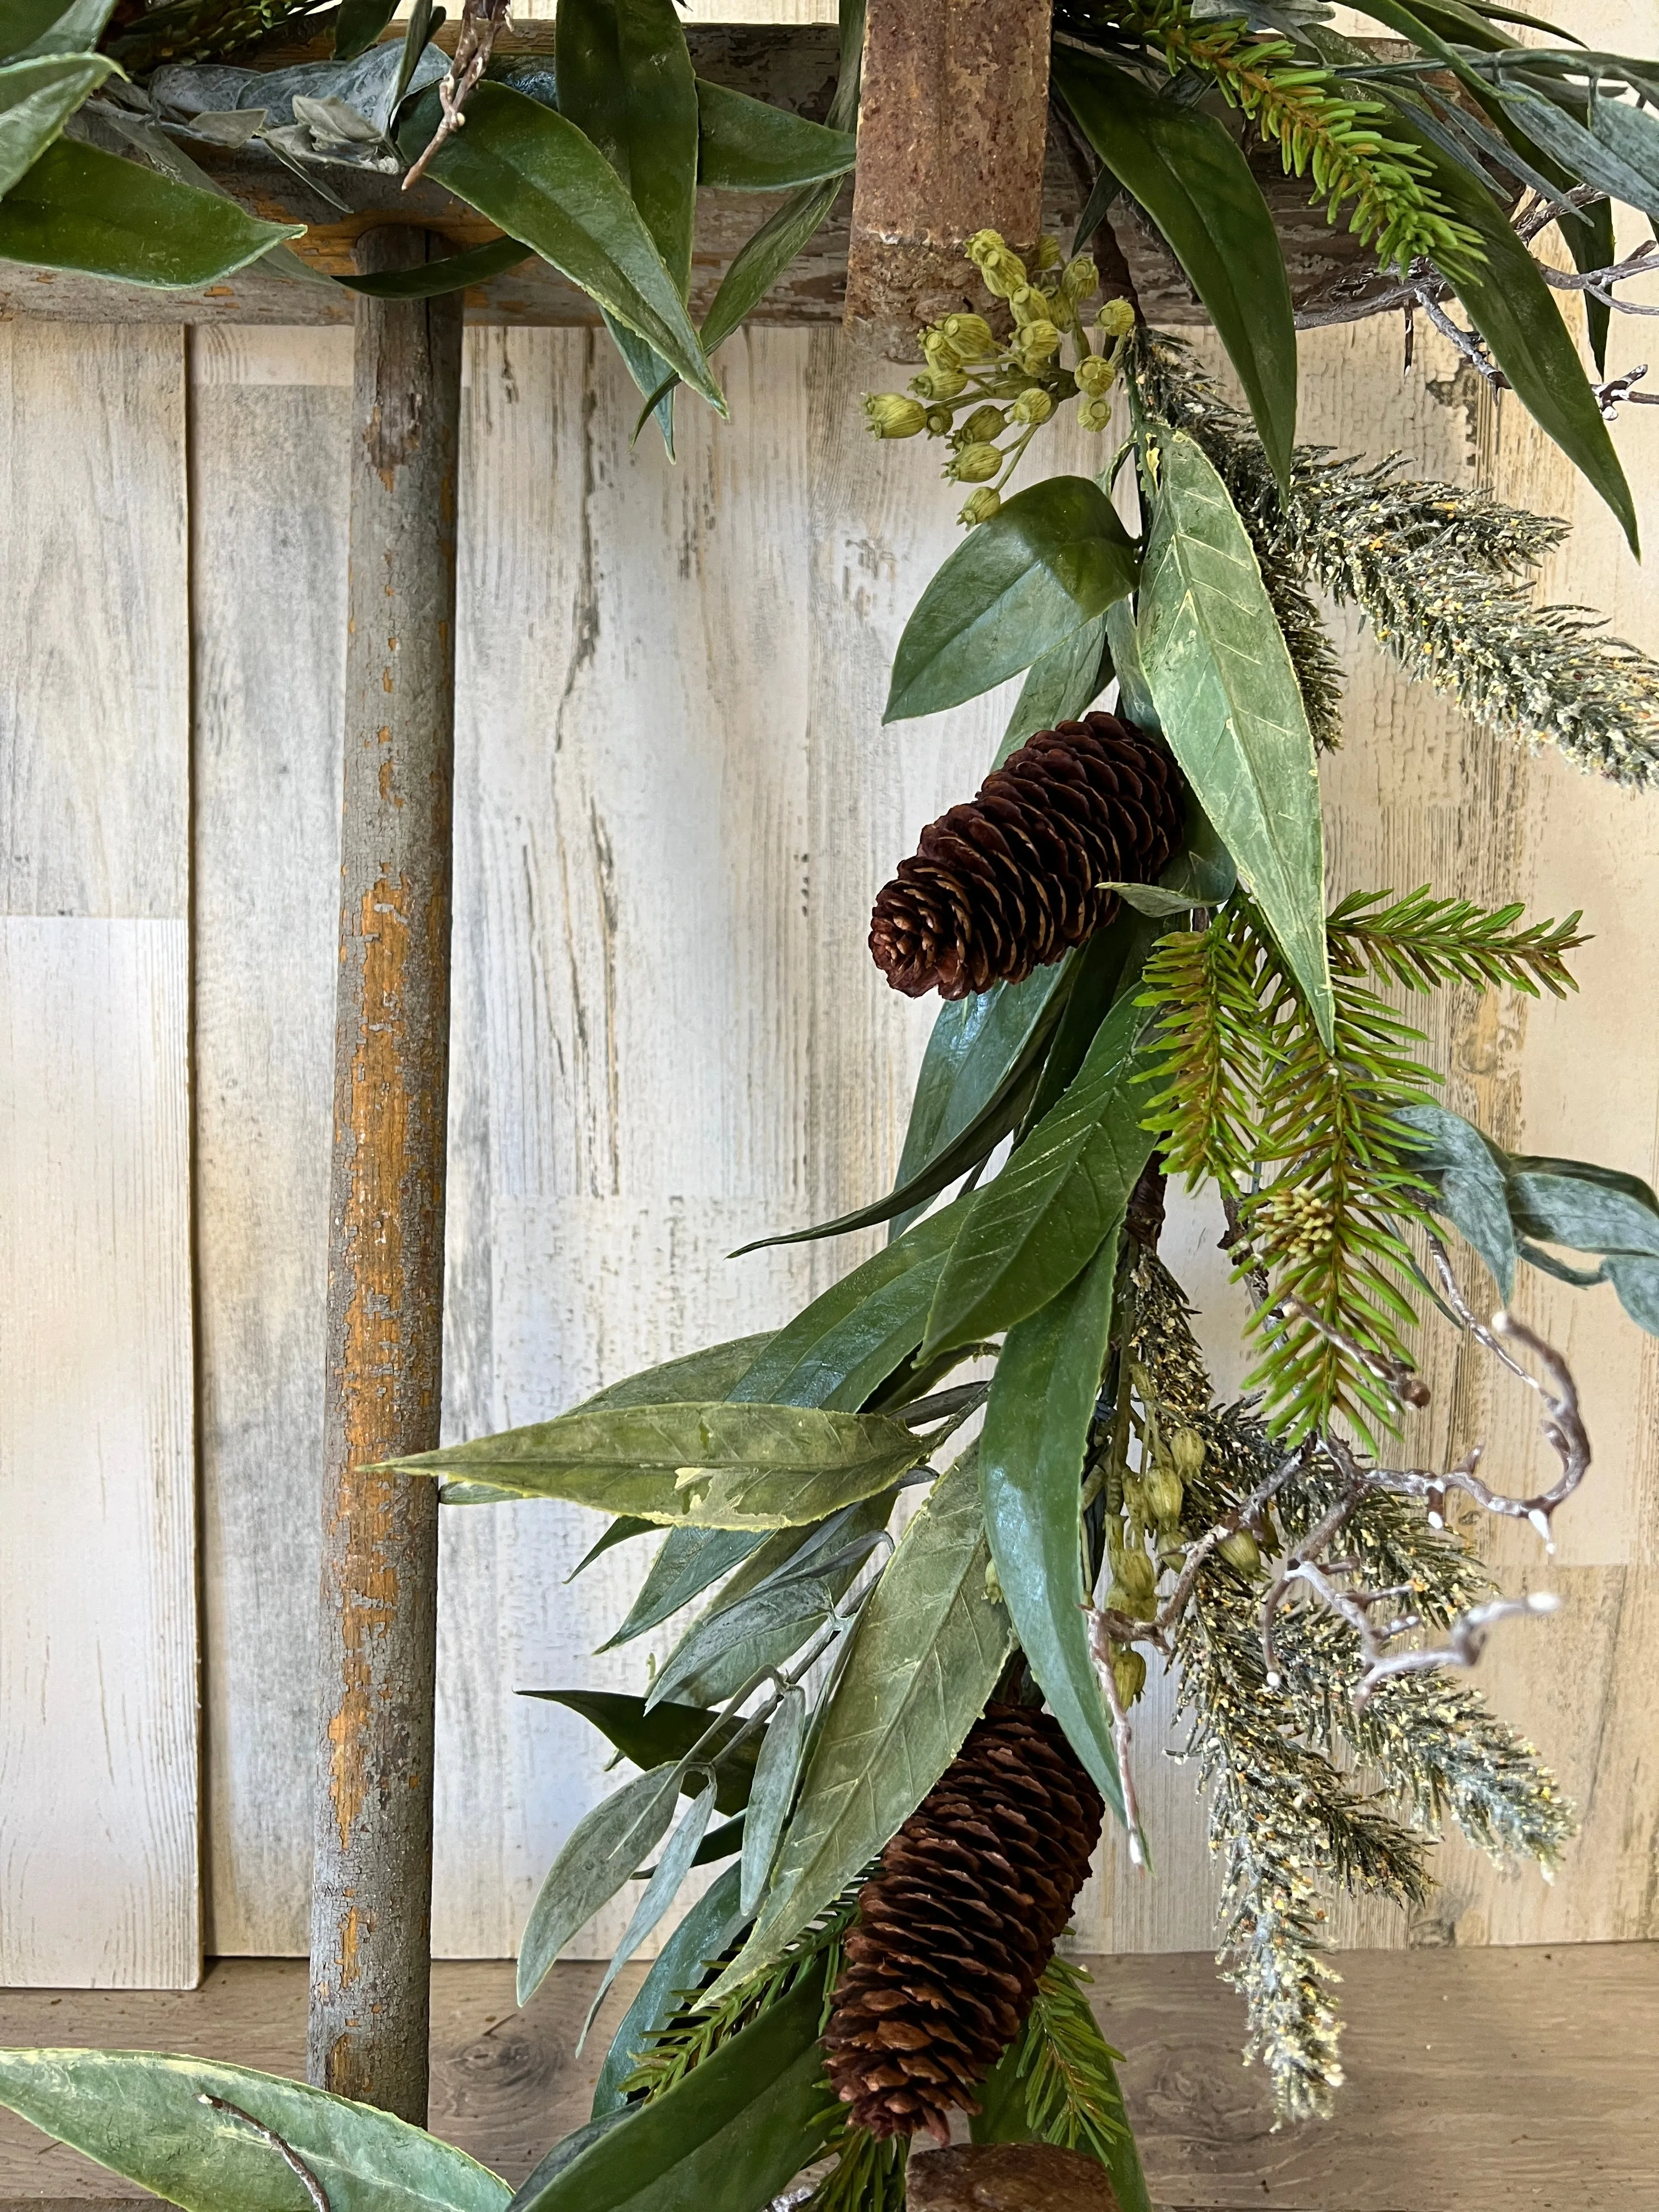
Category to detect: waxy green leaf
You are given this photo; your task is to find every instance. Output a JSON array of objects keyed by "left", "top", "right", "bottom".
[
  {"left": 1055, "top": 50, "right": 1297, "bottom": 493},
  {"left": 0, "top": 137, "right": 300, "bottom": 284},
  {"left": 389, "top": 1401, "right": 924, "bottom": 1528},
  {"left": 336, "top": 234, "right": 531, "bottom": 298},
  {"left": 709, "top": 1452, "right": 1011, "bottom": 1998},
  {"left": 558, "top": 0, "right": 697, "bottom": 296},
  {"left": 923, "top": 992, "right": 1155, "bottom": 1358},
  {"left": 394, "top": 82, "right": 723, "bottom": 411},
  {"left": 696, "top": 77, "right": 856, "bottom": 191},
  {"left": 602, "top": 1523, "right": 765, "bottom": 1647},
  {"left": 1137, "top": 432, "right": 1334, "bottom": 1045},
  {"left": 981, "top": 1235, "right": 1125, "bottom": 1820},
  {"left": 0, "top": 53, "right": 114, "bottom": 200},
  {"left": 0, "top": 2050, "right": 510, "bottom": 2212},
  {"left": 332, "top": 0, "right": 396, "bottom": 61},
  {"left": 518, "top": 1763, "right": 682, "bottom": 2002},
  {"left": 884, "top": 477, "right": 1139, "bottom": 724}
]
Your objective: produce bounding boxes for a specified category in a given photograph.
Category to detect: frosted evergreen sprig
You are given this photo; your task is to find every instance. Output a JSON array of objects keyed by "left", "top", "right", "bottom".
[{"left": 1135, "top": 334, "right": 1659, "bottom": 785}]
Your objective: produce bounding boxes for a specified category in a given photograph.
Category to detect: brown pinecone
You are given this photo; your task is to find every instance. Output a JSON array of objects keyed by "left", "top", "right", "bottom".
[
  {"left": 821, "top": 1705, "right": 1104, "bottom": 2147},
  {"left": 869, "top": 713, "right": 1185, "bottom": 1001}
]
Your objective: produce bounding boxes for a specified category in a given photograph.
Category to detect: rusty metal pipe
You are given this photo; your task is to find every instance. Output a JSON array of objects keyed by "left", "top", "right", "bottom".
[{"left": 307, "top": 224, "right": 463, "bottom": 2125}]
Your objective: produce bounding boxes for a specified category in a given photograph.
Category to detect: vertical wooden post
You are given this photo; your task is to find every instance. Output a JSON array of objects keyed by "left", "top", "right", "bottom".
[
  {"left": 842, "top": 0, "right": 1054, "bottom": 359},
  {"left": 308, "top": 224, "right": 463, "bottom": 2126}
]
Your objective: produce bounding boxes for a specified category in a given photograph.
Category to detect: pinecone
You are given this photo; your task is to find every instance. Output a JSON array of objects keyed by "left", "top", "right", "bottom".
[
  {"left": 869, "top": 713, "right": 1185, "bottom": 1001},
  {"left": 822, "top": 1705, "right": 1104, "bottom": 2146}
]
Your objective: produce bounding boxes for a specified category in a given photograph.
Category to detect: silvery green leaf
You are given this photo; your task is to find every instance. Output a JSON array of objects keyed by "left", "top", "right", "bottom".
[
  {"left": 1506, "top": 1155, "right": 1659, "bottom": 1260},
  {"left": 741, "top": 1685, "right": 808, "bottom": 1914},
  {"left": 1605, "top": 1255, "right": 1659, "bottom": 1335},
  {"left": 644, "top": 1577, "right": 834, "bottom": 1712},
  {"left": 1397, "top": 1101, "right": 1518, "bottom": 1299},
  {"left": 1096, "top": 882, "right": 1201, "bottom": 917},
  {"left": 174, "top": 107, "right": 266, "bottom": 147},
  {"left": 707, "top": 1450, "right": 1010, "bottom": 1999},
  {"left": 590, "top": 1863, "right": 747, "bottom": 2118},
  {"left": 517, "top": 1763, "right": 682, "bottom": 2004},
  {"left": 578, "top": 1779, "right": 718, "bottom": 2047},
  {"left": 291, "top": 91, "right": 381, "bottom": 144}
]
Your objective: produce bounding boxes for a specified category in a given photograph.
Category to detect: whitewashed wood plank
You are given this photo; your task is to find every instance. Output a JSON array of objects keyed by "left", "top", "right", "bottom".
[
  {"left": 189, "top": 352, "right": 349, "bottom": 1957},
  {"left": 0, "top": 326, "right": 188, "bottom": 920},
  {"left": 0, "top": 918, "right": 198, "bottom": 1987}
]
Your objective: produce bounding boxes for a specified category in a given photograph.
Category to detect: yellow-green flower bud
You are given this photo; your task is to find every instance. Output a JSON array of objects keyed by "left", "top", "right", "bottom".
[
  {"left": 1075, "top": 352, "right": 1116, "bottom": 398},
  {"left": 1034, "top": 232, "right": 1064, "bottom": 271},
  {"left": 951, "top": 440, "right": 1003, "bottom": 483},
  {"left": 910, "top": 365, "right": 967, "bottom": 402},
  {"left": 925, "top": 405, "right": 955, "bottom": 436},
  {"left": 1111, "top": 1645, "right": 1148, "bottom": 1708},
  {"left": 1017, "top": 319, "right": 1061, "bottom": 366},
  {"left": 968, "top": 228, "right": 1028, "bottom": 299},
  {"left": 958, "top": 486, "right": 1002, "bottom": 526},
  {"left": 1170, "top": 1428, "right": 1206, "bottom": 1483},
  {"left": 940, "top": 312, "right": 997, "bottom": 361},
  {"left": 1218, "top": 1527, "right": 1263, "bottom": 1577},
  {"left": 1077, "top": 394, "right": 1114, "bottom": 435},
  {"left": 921, "top": 326, "right": 964, "bottom": 372},
  {"left": 1105, "top": 1578, "right": 1158, "bottom": 1623},
  {"left": 1097, "top": 296, "right": 1137, "bottom": 340},
  {"left": 1011, "top": 385, "right": 1054, "bottom": 427},
  {"left": 862, "top": 393, "right": 927, "bottom": 439},
  {"left": 1113, "top": 1545, "right": 1158, "bottom": 1604},
  {"left": 959, "top": 403, "right": 1007, "bottom": 443},
  {"left": 1144, "top": 1463, "right": 1184, "bottom": 1530},
  {"left": 1062, "top": 252, "right": 1100, "bottom": 301}
]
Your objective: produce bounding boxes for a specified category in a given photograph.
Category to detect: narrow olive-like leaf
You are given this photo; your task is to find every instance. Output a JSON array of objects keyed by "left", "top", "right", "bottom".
[
  {"left": 394, "top": 83, "right": 723, "bottom": 411},
  {"left": 0, "top": 2051, "right": 510, "bottom": 2212},
  {"left": 1098, "top": 882, "right": 1203, "bottom": 917},
  {"left": 507, "top": 2115, "right": 629, "bottom": 2212},
  {"left": 602, "top": 1523, "right": 765, "bottom": 1649},
  {"left": 923, "top": 992, "right": 1154, "bottom": 1359},
  {"left": 0, "top": 137, "right": 299, "bottom": 284},
  {"left": 1138, "top": 432, "right": 1334, "bottom": 1045},
  {"left": 972, "top": 2007, "right": 1151, "bottom": 2212},
  {"left": 520, "top": 1690, "right": 758, "bottom": 1815},
  {"left": 709, "top": 1451, "right": 1011, "bottom": 1999},
  {"left": 884, "top": 477, "right": 1139, "bottom": 724},
  {"left": 1055, "top": 50, "right": 1296, "bottom": 492},
  {"left": 558, "top": 0, "right": 697, "bottom": 295},
  {"left": 516, "top": 1973, "right": 831, "bottom": 2212},
  {"left": 580, "top": 1779, "right": 718, "bottom": 2047},
  {"left": 645, "top": 1578, "right": 833, "bottom": 1712},
  {"left": 590, "top": 1861, "right": 747, "bottom": 2118},
  {"left": 1397, "top": 1102, "right": 1517, "bottom": 1296},
  {"left": 388, "top": 1401, "right": 924, "bottom": 1528},
  {"left": 741, "top": 1685, "right": 808, "bottom": 1914},
  {"left": 517, "top": 1763, "right": 682, "bottom": 2004},
  {"left": 1494, "top": 82, "right": 1659, "bottom": 217},
  {"left": 1386, "top": 116, "right": 1637, "bottom": 554},
  {"left": 733, "top": 1195, "right": 974, "bottom": 1409},
  {"left": 0, "top": 53, "right": 114, "bottom": 199},
  {"left": 1018, "top": 913, "right": 1147, "bottom": 1135},
  {"left": 700, "top": 171, "right": 841, "bottom": 357},
  {"left": 1105, "top": 596, "right": 1157, "bottom": 730},
  {"left": 1590, "top": 91, "right": 1659, "bottom": 205},
  {"left": 336, "top": 234, "right": 531, "bottom": 297},
  {"left": 981, "top": 1236, "right": 1125, "bottom": 1821},
  {"left": 333, "top": 0, "right": 397, "bottom": 61},
  {"left": 695, "top": 76, "right": 856, "bottom": 190}
]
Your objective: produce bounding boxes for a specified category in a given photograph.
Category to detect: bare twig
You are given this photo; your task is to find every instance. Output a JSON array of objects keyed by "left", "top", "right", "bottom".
[
  {"left": 1351, "top": 1593, "right": 1562, "bottom": 1705},
  {"left": 199, "top": 2096, "right": 331, "bottom": 2212},
  {"left": 1157, "top": 1443, "right": 1304, "bottom": 1638},
  {"left": 1086, "top": 1612, "right": 1148, "bottom": 1868},
  {"left": 403, "top": 0, "right": 511, "bottom": 189}
]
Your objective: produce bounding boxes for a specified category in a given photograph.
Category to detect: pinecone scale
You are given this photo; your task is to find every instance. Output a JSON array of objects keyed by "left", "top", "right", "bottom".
[
  {"left": 870, "top": 713, "right": 1186, "bottom": 1000},
  {"left": 822, "top": 1705, "right": 1104, "bottom": 2146}
]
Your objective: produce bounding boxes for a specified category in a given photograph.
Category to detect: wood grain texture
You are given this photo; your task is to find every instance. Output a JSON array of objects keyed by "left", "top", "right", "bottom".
[
  {"left": 2, "top": 1944, "right": 1655, "bottom": 2204},
  {"left": 0, "top": 921, "right": 198, "bottom": 1988}
]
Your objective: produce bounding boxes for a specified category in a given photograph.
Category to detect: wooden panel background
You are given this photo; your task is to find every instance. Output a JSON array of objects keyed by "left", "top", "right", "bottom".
[
  {"left": 7, "top": 0, "right": 1659, "bottom": 1979},
  {"left": 0, "top": 328, "right": 200, "bottom": 1987}
]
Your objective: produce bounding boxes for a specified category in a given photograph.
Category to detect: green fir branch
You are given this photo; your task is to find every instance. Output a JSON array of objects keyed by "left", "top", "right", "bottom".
[
  {"left": 1137, "top": 917, "right": 1266, "bottom": 1190},
  {"left": 1328, "top": 887, "right": 1585, "bottom": 999},
  {"left": 1134, "top": 334, "right": 1659, "bottom": 785},
  {"left": 803, "top": 2123, "right": 909, "bottom": 2212},
  {"left": 1001, "top": 1956, "right": 1132, "bottom": 2167}
]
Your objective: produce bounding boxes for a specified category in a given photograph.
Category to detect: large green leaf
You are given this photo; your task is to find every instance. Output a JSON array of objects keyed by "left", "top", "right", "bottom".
[
  {"left": 0, "top": 0, "right": 81, "bottom": 57},
  {"left": 336, "top": 235, "right": 531, "bottom": 298},
  {"left": 1055, "top": 51, "right": 1297, "bottom": 493},
  {"left": 709, "top": 1451, "right": 1011, "bottom": 1998},
  {"left": 394, "top": 82, "right": 723, "bottom": 412},
  {"left": 990, "top": 613, "right": 1114, "bottom": 770},
  {"left": 518, "top": 1764, "right": 683, "bottom": 2002},
  {"left": 590, "top": 1862, "right": 747, "bottom": 2118},
  {"left": 980, "top": 1234, "right": 1126, "bottom": 1819},
  {"left": 0, "top": 53, "right": 114, "bottom": 199},
  {"left": 695, "top": 76, "right": 856, "bottom": 190},
  {"left": 332, "top": 0, "right": 396, "bottom": 61},
  {"left": 741, "top": 1684, "right": 808, "bottom": 1914},
  {"left": 1397, "top": 1101, "right": 1518, "bottom": 1296},
  {"left": 515, "top": 1973, "right": 832, "bottom": 2212},
  {"left": 0, "top": 137, "right": 300, "bottom": 284},
  {"left": 520, "top": 1690, "right": 759, "bottom": 1816},
  {"left": 4, "top": 0, "right": 109, "bottom": 57},
  {"left": 732, "top": 1196, "right": 973, "bottom": 1410},
  {"left": 388, "top": 1402, "right": 924, "bottom": 1528},
  {"left": 0, "top": 2051, "right": 510, "bottom": 2212},
  {"left": 884, "top": 477, "right": 1139, "bottom": 724},
  {"left": 1137, "top": 432, "right": 1334, "bottom": 1045},
  {"left": 1381, "top": 111, "right": 1637, "bottom": 554},
  {"left": 923, "top": 992, "right": 1154, "bottom": 1359},
  {"left": 699, "top": 172, "right": 842, "bottom": 358}
]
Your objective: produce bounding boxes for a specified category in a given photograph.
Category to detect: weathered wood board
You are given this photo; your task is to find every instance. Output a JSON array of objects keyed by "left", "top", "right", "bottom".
[{"left": 0, "top": 327, "right": 200, "bottom": 1990}]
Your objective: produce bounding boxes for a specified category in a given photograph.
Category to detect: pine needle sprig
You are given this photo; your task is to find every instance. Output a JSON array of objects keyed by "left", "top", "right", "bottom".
[
  {"left": 1133, "top": 335, "right": 1659, "bottom": 786},
  {"left": 1136, "top": 917, "right": 1266, "bottom": 1190},
  {"left": 1328, "top": 887, "right": 1586, "bottom": 998},
  {"left": 1056, "top": 0, "right": 1485, "bottom": 276},
  {"left": 999, "top": 1956, "right": 1132, "bottom": 2167},
  {"left": 802, "top": 2122, "right": 909, "bottom": 2212}
]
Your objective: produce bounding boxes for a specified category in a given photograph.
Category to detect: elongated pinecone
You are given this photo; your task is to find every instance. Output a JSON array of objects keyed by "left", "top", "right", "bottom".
[
  {"left": 869, "top": 713, "right": 1184, "bottom": 1000},
  {"left": 822, "top": 1705, "right": 1104, "bottom": 2146}
]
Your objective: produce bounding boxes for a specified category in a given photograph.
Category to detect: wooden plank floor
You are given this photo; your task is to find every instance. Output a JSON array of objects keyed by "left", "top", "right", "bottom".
[{"left": 1, "top": 1944, "right": 1652, "bottom": 2208}]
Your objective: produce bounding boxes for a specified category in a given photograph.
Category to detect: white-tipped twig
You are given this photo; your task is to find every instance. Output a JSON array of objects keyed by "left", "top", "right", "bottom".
[
  {"left": 403, "top": 0, "right": 511, "bottom": 189},
  {"left": 199, "top": 2095, "right": 331, "bottom": 2212},
  {"left": 1086, "top": 1610, "right": 1147, "bottom": 1869},
  {"left": 1352, "top": 1593, "right": 1562, "bottom": 1705}
]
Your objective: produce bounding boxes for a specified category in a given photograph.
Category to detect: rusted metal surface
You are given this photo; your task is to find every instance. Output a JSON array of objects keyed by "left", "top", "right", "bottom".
[
  {"left": 842, "top": 0, "right": 1053, "bottom": 358},
  {"left": 307, "top": 223, "right": 462, "bottom": 2126}
]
